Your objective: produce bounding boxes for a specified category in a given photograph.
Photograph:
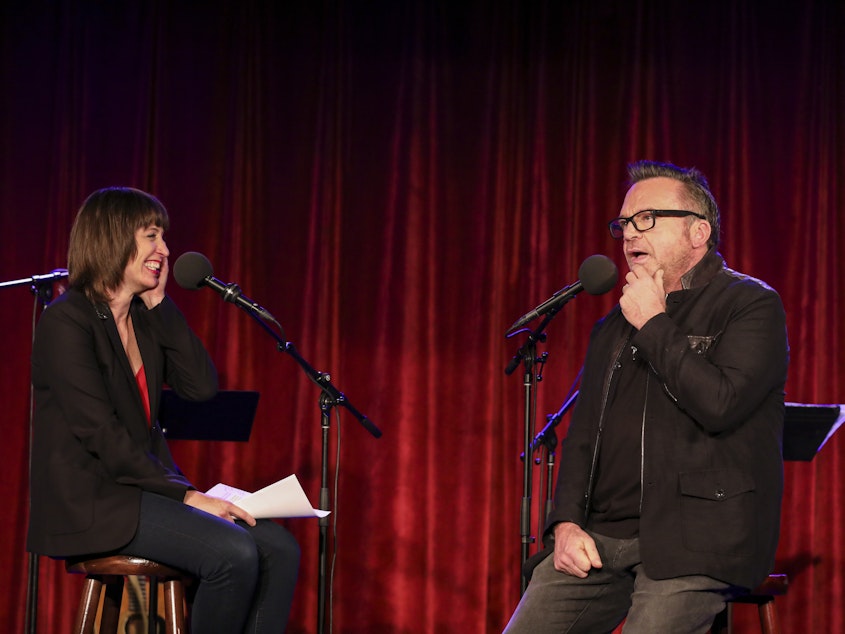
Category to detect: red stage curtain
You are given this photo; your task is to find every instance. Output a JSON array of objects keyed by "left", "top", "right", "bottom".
[{"left": 1, "top": 2, "right": 842, "bottom": 632}]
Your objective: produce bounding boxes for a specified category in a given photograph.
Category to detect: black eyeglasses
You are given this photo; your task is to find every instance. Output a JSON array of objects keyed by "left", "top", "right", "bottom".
[{"left": 608, "top": 209, "right": 707, "bottom": 239}]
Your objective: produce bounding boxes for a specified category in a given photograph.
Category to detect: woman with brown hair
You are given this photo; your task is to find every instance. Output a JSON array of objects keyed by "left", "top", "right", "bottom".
[{"left": 27, "top": 187, "right": 299, "bottom": 632}]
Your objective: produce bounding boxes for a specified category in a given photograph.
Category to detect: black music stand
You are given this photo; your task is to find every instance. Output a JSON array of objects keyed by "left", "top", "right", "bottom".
[
  {"left": 783, "top": 402, "right": 845, "bottom": 461},
  {"left": 159, "top": 389, "right": 259, "bottom": 441}
]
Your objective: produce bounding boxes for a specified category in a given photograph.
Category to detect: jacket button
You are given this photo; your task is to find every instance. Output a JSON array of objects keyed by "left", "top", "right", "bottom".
[{"left": 715, "top": 488, "right": 726, "bottom": 500}]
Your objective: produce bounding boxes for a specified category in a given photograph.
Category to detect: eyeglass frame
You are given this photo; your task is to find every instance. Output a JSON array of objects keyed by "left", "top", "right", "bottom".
[{"left": 607, "top": 209, "right": 707, "bottom": 239}]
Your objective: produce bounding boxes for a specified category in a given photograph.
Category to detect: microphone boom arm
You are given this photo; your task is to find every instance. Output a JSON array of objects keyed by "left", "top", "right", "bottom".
[
  {"left": 280, "top": 339, "right": 382, "bottom": 438},
  {"left": 0, "top": 269, "right": 69, "bottom": 289},
  {"left": 237, "top": 302, "right": 382, "bottom": 439}
]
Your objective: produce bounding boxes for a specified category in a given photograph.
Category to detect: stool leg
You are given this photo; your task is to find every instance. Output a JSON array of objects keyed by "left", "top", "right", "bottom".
[
  {"left": 163, "top": 579, "right": 186, "bottom": 634},
  {"left": 758, "top": 599, "right": 781, "bottom": 634},
  {"left": 148, "top": 577, "right": 159, "bottom": 634},
  {"left": 73, "top": 577, "right": 103, "bottom": 634},
  {"left": 100, "top": 575, "right": 125, "bottom": 634}
]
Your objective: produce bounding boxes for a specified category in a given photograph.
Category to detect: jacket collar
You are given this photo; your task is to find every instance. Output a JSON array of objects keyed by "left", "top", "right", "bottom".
[{"left": 678, "top": 249, "right": 725, "bottom": 291}]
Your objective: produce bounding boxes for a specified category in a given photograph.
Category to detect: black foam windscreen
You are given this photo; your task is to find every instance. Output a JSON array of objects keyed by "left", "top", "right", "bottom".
[
  {"left": 173, "top": 251, "right": 214, "bottom": 290},
  {"left": 578, "top": 254, "right": 619, "bottom": 295}
]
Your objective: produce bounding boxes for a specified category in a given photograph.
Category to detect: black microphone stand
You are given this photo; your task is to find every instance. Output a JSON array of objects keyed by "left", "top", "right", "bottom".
[
  {"left": 0, "top": 268, "right": 67, "bottom": 298},
  {"left": 528, "top": 390, "right": 579, "bottom": 540},
  {"left": 237, "top": 307, "right": 381, "bottom": 634},
  {"left": 504, "top": 307, "right": 561, "bottom": 594},
  {"left": 1, "top": 269, "right": 68, "bottom": 634}
]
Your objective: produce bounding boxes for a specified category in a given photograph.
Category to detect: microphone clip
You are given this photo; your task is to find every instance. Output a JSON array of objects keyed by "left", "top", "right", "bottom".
[{"left": 220, "top": 282, "right": 244, "bottom": 304}]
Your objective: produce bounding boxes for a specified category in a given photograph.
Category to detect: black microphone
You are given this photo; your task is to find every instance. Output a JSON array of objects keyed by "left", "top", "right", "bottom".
[
  {"left": 506, "top": 254, "right": 618, "bottom": 334},
  {"left": 173, "top": 252, "right": 276, "bottom": 322}
]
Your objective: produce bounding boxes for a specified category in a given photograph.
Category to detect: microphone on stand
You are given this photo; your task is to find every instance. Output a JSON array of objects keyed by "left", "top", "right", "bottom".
[
  {"left": 172, "top": 251, "right": 277, "bottom": 323},
  {"left": 505, "top": 254, "right": 618, "bottom": 335},
  {"left": 0, "top": 268, "right": 69, "bottom": 305},
  {"left": 30, "top": 269, "right": 69, "bottom": 284},
  {"left": 0, "top": 268, "right": 69, "bottom": 290}
]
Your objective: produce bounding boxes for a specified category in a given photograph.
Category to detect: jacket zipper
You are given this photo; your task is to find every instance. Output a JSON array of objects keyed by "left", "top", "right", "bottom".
[
  {"left": 639, "top": 372, "right": 649, "bottom": 514},
  {"left": 584, "top": 334, "right": 630, "bottom": 521}
]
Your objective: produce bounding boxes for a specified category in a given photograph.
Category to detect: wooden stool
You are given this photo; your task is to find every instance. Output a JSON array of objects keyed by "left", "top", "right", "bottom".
[
  {"left": 66, "top": 555, "right": 190, "bottom": 634},
  {"left": 710, "top": 573, "right": 788, "bottom": 634}
]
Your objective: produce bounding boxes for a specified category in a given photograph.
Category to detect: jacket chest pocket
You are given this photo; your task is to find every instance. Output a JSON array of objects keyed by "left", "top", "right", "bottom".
[
  {"left": 678, "top": 469, "right": 756, "bottom": 556},
  {"left": 687, "top": 333, "right": 719, "bottom": 356}
]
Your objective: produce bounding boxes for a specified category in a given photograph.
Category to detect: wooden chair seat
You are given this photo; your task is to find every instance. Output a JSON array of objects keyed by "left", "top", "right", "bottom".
[{"left": 66, "top": 555, "right": 190, "bottom": 634}]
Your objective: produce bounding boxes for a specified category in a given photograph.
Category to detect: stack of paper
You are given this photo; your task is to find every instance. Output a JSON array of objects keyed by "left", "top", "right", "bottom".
[{"left": 206, "top": 474, "right": 330, "bottom": 519}]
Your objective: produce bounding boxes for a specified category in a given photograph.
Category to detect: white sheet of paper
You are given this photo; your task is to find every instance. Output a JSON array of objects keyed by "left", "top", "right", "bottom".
[{"left": 206, "top": 474, "right": 330, "bottom": 519}]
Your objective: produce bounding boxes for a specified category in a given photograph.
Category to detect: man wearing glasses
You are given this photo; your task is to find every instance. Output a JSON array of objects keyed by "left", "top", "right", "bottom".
[{"left": 504, "top": 161, "right": 788, "bottom": 633}]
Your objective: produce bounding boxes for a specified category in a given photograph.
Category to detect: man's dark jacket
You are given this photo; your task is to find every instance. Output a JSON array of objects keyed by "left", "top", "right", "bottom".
[
  {"left": 27, "top": 289, "right": 217, "bottom": 558},
  {"left": 534, "top": 251, "right": 788, "bottom": 590}
]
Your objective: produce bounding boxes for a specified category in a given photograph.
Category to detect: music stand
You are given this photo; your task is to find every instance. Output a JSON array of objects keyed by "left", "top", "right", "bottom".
[
  {"left": 159, "top": 390, "right": 260, "bottom": 441},
  {"left": 783, "top": 402, "right": 845, "bottom": 461}
]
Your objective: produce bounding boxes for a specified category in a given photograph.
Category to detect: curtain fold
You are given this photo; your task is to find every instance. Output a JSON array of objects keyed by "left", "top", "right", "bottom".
[{"left": 2, "top": 2, "right": 843, "bottom": 631}]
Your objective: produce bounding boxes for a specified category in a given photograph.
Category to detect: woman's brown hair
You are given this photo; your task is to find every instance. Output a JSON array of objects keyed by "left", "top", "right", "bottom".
[{"left": 68, "top": 187, "right": 170, "bottom": 304}]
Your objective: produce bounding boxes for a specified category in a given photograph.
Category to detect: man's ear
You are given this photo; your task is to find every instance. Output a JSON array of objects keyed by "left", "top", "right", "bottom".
[{"left": 691, "top": 219, "right": 711, "bottom": 249}]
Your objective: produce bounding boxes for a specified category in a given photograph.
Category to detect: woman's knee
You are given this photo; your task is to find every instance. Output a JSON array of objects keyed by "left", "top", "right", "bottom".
[
  {"left": 204, "top": 525, "right": 260, "bottom": 582},
  {"left": 253, "top": 521, "right": 301, "bottom": 566}
]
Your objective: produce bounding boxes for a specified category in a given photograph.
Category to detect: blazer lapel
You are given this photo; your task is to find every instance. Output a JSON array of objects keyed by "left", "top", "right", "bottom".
[
  {"left": 132, "top": 300, "right": 161, "bottom": 423},
  {"left": 99, "top": 301, "right": 150, "bottom": 432}
]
